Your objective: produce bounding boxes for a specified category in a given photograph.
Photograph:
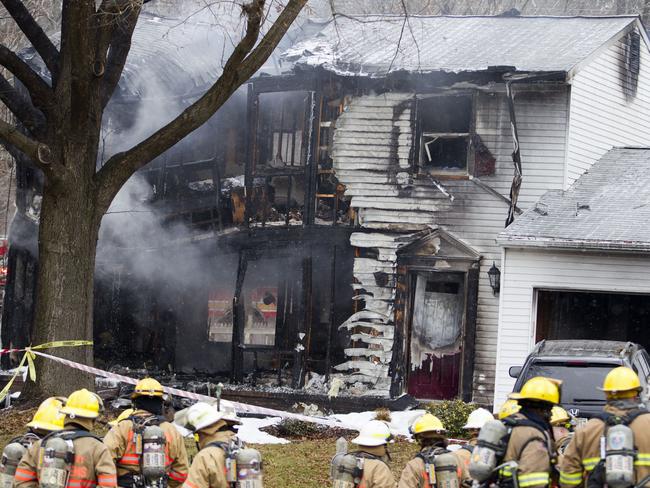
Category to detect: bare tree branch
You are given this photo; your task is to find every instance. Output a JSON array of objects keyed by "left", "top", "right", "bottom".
[
  {"left": 0, "top": 118, "right": 49, "bottom": 166},
  {"left": 94, "top": 0, "right": 307, "bottom": 213},
  {"left": 0, "top": 44, "right": 51, "bottom": 107},
  {"left": 0, "top": 0, "right": 59, "bottom": 80},
  {"left": 0, "top": 73, "right": 45, "bottom": 134},
  {"left": 98, "top": 2, "right": 142, "bottom": 109}
]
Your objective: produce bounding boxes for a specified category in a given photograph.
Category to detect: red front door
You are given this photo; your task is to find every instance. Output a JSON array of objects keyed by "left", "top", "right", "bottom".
[{"left": 407, "top": 272, "right": 464, "bottom": 400}]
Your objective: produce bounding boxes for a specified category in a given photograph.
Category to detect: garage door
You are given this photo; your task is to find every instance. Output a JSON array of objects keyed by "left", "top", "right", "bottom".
[{"left": 536, "top": 290, "right": 650, "bottom": 350}]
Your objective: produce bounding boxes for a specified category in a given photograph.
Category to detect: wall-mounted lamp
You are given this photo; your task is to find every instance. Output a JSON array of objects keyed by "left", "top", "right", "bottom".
[{"left": 487, "top": 262, "right": 501, "bottom": 296}]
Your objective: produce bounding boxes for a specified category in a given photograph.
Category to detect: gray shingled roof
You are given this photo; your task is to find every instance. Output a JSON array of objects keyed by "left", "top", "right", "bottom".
[
  {"left": 499, "top": 148, "right": 650, "bottom": 252},
  {"left": 283, "top": 15, "right": 637, "bottom": 77}
]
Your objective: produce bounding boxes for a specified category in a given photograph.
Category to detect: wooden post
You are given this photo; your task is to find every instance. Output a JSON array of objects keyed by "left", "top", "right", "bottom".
[{"left": 230, "top": 251, "right": 248, "bottom": 383}]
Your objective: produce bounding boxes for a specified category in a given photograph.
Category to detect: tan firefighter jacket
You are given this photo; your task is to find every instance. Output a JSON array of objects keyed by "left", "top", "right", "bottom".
[
  {"left": 351, "top": 446, "right": 396, "bottom": 488},
  {"left": 103, "top": 409, "right": 189, "bottom": 487},
  {"left": 454, "top": 439, "right": 477, "bottom": 487},
  {"left": 182, "top": 429, "right": 237, "bottom": 488},
  {"left": 397, "top": 446, "right": 465, "bottom": 488},
  {"left": 15, "top": 422, "right": 118, "bottom": 488},
  {"left": 559, "top": 403, "right": 650, "bottom": 488},
  {"left": 554, "top": 433, "right": 573, "bottom": 467},
  {"left": 499, "top": 413, "right": 554, "bottom": 488}
]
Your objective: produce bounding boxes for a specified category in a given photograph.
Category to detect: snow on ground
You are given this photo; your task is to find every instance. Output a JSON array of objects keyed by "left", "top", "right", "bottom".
[
  {"left": 332, "top": 409, "right": 426, "bottom": 438},
  {"left": 174, "top": 410, "right": 426, "bottom": 445}
]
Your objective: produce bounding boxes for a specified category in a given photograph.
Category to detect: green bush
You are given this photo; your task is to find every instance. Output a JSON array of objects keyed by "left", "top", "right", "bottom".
[{"left": 425, "top": 399, "right": 478, "bottom": 439}]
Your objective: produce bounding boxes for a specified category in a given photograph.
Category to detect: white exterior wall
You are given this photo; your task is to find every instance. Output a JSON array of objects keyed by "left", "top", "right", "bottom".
[
  {"left": 566, "top": 28, "right": 650, "bottom": 187},
  {"left": 437, "top": 86, "right": 569, "bottom": 403},
  {"left": 493, "top": 248, "right": 650, "bottom": 409}
]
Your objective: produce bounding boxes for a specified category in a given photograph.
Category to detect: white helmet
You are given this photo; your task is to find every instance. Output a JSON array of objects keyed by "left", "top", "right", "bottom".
[
  {"left": 186, "top": 402, "right": 223, "bottom": 432},
  {"left": 351, "top": 420, "right": 393, "bottom": 447},
  {"left": 463, "top": 408, "right": 494, "bottom": 429}
]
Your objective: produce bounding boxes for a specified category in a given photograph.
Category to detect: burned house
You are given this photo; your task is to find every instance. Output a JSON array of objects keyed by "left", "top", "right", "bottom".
[{"left": 4, "top": 11, "right": 650, "bottom": 406}]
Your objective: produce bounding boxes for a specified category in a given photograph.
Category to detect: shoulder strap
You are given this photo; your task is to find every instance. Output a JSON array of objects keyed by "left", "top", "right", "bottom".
[
  {"left": 461, "top": 445, "right": 474, "bottom": 453},
  {"left": 128, "top": 414, "right": 164, "bottom": 428},
  {"left": 58, "top": 430, "right": 104, "bottom": 443},
  {"left": 206, "top": 441, "right": 232, "bottom": 456}
]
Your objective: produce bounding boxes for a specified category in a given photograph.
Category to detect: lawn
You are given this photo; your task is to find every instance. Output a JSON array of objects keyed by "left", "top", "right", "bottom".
[{"left": 1, "top": 407, "right": 420, "bottom": 488}]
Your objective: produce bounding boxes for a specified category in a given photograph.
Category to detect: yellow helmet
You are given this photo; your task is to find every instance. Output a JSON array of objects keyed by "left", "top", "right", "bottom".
[
  {"left": 600, "top": 367, "right": 641, "bottom": 396},
  {"left": 509, "top": 377, "right": 561, "bottom": 405},
  {"left": 109, "top": 408, "right": 134, "bottom": 427},
  {"left": 409, "top": 413, "right": 446, "bottom": 436},
  {"left": 26, "top": 397, "right": 66, "bottom": 431},
  {"left": 550, "top": 406, "right": 571, "bottom": 427},
  {"left": 60, "top": 389, "right": 103, "bottom": 419},
  {"left": 498, "top": 399, "right": 521, "bottom": 420},
  {"left": 132, "top": 378, "right": 164, "bottom": 399}
]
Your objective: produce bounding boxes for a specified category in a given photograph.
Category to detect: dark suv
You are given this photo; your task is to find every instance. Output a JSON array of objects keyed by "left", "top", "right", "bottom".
[{"left": 510, "top": 340, "right": 650, "bottom": 419}]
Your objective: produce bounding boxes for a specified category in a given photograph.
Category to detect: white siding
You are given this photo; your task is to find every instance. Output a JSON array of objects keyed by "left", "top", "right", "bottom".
[
  {"left": 566, "top": 29, "right": 650, "bottom": 186},
  {"left": 437, "top": 86, "right": 569, "bottom": 403},
  {"left": 494, "top": 248, "right": 650, "bottom": 409}
]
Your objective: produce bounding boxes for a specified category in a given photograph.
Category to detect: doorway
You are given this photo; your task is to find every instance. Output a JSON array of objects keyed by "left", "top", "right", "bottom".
[{"left": 407, "top": 272, "right": 465, "bottom": 399}]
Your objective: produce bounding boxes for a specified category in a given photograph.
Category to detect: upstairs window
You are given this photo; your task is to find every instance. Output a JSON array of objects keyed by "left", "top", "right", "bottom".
[{"left": 419, "top": 95, "right": 472, "bottom": 175}]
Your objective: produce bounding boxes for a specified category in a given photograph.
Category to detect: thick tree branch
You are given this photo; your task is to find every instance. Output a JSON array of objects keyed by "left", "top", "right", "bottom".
[
  {"left": 0, "top": 73, "right": 46, "bottom": 134},
  {"left": 0, "top": 119, "right": 50, "bottom": 167},
  {"left": 98, "top": 1, "right": 142, "bottom": 108},
  {"left": 0, "top": 0, "right": 59, "bottom": 80},
  {"left": 94, "top": 0, "right": 307, "bottom": 214},
  {"left": 0, "top": 44, "right": 51, "bottom": 107}
]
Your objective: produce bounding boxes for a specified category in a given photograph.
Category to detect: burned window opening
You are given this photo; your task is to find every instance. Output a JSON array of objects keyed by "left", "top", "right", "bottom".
[
  {"left": 418, "top": 95, "right": 472, "bottom": 175},
  {"left": 622, "top": 30, "right": 641, "bottom": 101}
]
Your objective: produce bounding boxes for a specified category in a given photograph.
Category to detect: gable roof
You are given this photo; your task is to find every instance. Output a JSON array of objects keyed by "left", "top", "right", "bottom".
[
  {"left": 499, "top": 147, "right": 650, "bottom": 252},
  {"left": 284, "top": 15, "right": 638, "bottom": 77}
]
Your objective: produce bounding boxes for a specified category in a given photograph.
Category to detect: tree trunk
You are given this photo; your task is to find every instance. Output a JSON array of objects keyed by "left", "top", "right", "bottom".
[{"left": 25, "top": 159, "right": 100, "bottom": 397}]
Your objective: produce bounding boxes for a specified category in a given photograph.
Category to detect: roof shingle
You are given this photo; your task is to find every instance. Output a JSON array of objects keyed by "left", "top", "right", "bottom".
[{"left": 499, "top": 147, "right": 650, "bottom": 252}]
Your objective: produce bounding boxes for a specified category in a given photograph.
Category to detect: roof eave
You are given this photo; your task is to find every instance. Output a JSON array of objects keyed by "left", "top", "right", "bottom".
[{"left": 498, "top": 235, "right": 650, "bottom": 253}]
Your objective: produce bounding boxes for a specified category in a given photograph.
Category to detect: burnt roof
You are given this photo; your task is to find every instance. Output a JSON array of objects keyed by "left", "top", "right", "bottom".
[
  {"left": 499, "top": 147, "right": 650, "bottom": 252},
  {"left": 283, "top": 15, "right": 639, "bottom": 77}
]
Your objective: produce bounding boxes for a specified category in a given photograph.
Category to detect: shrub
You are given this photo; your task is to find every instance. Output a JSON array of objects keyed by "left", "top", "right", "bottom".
[
  {"left": 373, "top": 408, "right": 392, "bottom": 422},
  {"left": 425, "top": 399, "right": 477, "bottom": 439},
  {"left": 275, "top": 418, "right": 322, "bottom": 438}
]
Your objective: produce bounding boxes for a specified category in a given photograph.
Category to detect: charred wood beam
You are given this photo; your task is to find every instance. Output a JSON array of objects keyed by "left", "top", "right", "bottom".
[
  {"left": 0, "top": 0, "right": 59, "bottom": 80},
  {"left": 0, "top": 44, "right": 51, "bottom": 107},
  {"left": 461, "top": 265, "right": 479, "bottom": 403},
  {"left": 325, "top": 245, "right": 337, "bottom": 380},
  {"left": 230, "top": 251, "right": 248, "bottom": 383},
  {"left": 504, "top": 80, "right": 522, "bottom": 227}
]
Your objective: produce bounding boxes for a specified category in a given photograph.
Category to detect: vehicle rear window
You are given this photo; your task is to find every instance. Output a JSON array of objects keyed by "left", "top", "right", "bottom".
[{"left": 519, "top": 361, "right": 619, "bottom": 404}]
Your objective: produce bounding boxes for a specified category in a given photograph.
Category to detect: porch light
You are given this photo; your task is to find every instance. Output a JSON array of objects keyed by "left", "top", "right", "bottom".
[{"left": 487, "top": 262, "right": 501, "bottom": 295}]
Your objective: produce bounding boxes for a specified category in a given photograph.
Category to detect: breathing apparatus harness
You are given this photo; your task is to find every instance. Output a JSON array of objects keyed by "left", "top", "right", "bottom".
[
  {"left": 204, "top": 438, "right": 264, "bottom": 488},
  {"left": 38, "top": 430, "right": 103, "bottom": 488},
  {"left": 586, "top": 408, "right": 650, "bottom": 488},
  {"left": 118, "top": 414, "right": 168, "bottom": 488},
  {"left": 417, "top": 446, "right": 461, "bottom": 488}
]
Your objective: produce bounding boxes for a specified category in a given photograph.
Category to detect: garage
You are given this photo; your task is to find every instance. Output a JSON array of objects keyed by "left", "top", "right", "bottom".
[{"left": 536, "top": 289, "right": 650, "bottom": 350}]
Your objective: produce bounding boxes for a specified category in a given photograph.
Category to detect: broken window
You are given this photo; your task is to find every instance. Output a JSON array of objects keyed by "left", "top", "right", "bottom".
[
  {"left": 622, "top": 30, "right": 641, "bottom": 101},
  {"left": 315, "top": 91, "right": 352, "bottom": 225},
  {"left": 419, "top": 95, "right": 472, "bottom": 175},
  {"left": 256, "top": 91, "right": 310, "bottom": 169}
]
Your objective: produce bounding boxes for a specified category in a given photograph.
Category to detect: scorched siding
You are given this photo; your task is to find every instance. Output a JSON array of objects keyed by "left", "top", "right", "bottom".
[
  {"left": 566, "top": 28, "right": 650, "bottom": 187},
  {"left": 494, "top": 248, "right": 650, "bottom": 409},
  {"left": 333, "top": 86, "right": 569, "bottom": 401}
]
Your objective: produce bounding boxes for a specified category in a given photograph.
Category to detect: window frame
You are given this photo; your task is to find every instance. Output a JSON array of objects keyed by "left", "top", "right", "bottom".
[{"left": 416, "top": 92, "right": 476, "bottom": 178}]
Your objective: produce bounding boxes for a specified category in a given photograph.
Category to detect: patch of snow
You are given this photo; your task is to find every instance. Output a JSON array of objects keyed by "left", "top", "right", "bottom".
[
  {"left": 332, "top": 409, "right": 426, "bottom": 438},
  {"left": 237, "top": 417, "right": 289, "bottom": 445}
]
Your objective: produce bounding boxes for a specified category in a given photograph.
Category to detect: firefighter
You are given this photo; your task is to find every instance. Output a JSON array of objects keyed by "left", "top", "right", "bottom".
[
  {"left": 11, "top": 396, "right": 66, "bottom": 447},
  {"left": 455, "top": 408, "right": 494, "bottom": 486},
  {"left": 182, "top": 402, "right": 261, "bottom": 488},
  {"left": 550, "top": 406, "right": 573, "bottom": 462},
  {"left": 345, "top": 420, "right": 396, "bottom": 488},
  {"left": 14, "top": 388, "right": 117, "bottom": 488},
  {"left": 498, "top": 399, "right": 521, "bottom": 420},
  {"left": 499, "top": 376, "right": 560, "bottom": 488},
  {"left": 559, "top": 366, "right": 650, "bottom": 488},
  {"left": 104, "top": 377, "right": 189, "bottom": 488},
  {"left": 398, "top": 413, "right": 461, "bottom": 488}
]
